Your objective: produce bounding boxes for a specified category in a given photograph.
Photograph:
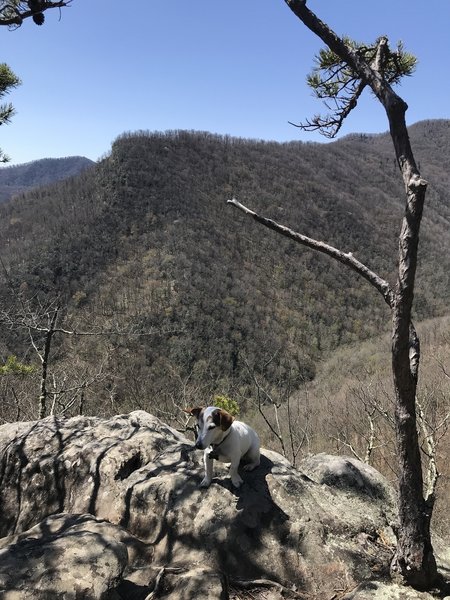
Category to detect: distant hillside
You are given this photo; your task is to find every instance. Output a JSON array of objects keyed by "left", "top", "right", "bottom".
[
  {"left": 0, "top": 121, "right": 449, "bottom": 418},
  {"left": 0, "top": 156, "right": 95, "bottom": 203}
]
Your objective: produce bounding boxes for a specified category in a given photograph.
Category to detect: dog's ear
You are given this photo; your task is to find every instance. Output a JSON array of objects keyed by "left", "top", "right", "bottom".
[
  {"left": 184, "top": 407, "right": 203, "bottom": 419},
  {"left": 214, "top": 408, "right": 234, "bottom": 431}
]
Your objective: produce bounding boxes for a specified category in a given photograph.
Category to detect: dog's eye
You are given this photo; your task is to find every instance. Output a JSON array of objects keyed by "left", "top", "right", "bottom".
[{"left": 208, "top": 424, "right": 216, "bottom": 430}]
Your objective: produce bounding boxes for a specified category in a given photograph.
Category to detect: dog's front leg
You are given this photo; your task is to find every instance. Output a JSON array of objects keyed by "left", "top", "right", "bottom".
[
  {"left": 229, "top": 457, "right": 244, "bottom": 488},
  {"left": 200, "top": 449, "right": 214, "bottom": 488}
]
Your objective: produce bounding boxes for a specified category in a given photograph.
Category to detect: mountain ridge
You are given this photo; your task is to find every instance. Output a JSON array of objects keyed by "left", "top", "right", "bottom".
[
  {"left": 0, "top": 155, "right": 95, "bottom": 203},
  {"left": 0, "top": 119, "right": 448, "bottom": 417}
]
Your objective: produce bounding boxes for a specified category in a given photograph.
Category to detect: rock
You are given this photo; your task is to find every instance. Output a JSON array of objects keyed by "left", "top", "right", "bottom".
[
  {"left": 0, "top": 513, "right": 130, "bottom": 600},
  {"left": 300, "top": 453, "right": 396, "bottom": 502},
  {"left": 0, "top": 411, "right": 447, "bottom": 599},
  {"left": 342, "top": 580, "right": 440, "bottom": 599},
  {"left": 156, "top": 567, "right": 225, "bottom": 600},
  {"left": 300, "top": 452, "right": 398, "bottom": 528}
]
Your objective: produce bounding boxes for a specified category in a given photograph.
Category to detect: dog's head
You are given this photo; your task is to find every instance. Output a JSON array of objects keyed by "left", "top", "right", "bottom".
[{"left": 185, "top": 406, "right": 234, "bottom": 450}]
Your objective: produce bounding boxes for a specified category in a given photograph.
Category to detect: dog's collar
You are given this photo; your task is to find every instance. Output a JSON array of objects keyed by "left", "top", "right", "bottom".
[{"left": 207, "top": 427, "right": 232, "bottom": 460}]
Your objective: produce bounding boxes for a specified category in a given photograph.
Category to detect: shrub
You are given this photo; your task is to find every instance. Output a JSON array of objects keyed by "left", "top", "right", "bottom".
[{"left": 213, "top": 395, "right": 240, "bottom": 417}]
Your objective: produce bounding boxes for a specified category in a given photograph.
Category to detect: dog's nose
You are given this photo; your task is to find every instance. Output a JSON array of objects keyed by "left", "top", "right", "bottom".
[{"left": 195, "top": 440, "right": 203, "bottom": 450}]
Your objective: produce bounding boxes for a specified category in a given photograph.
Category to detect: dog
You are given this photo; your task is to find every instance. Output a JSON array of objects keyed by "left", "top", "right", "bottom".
[{"left": 186, "top": 406, "right": 260, "bottom": 488}]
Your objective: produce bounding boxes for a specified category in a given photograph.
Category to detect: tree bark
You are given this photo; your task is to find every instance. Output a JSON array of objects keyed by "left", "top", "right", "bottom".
[
  {"left": 38, "top": 307, "right": 59, "bottom": 419},
  {"left": 285, "top": 1, "right": 437, "bottom": 587},
  {"left": 389, "top": 173, "right": 437, "bottom": 587},
  {"left": 391, "top": 334, "right": 436, "bottom": 586},
  {"left": 260, "top": 0, "right": 438, "bottom": 588}
]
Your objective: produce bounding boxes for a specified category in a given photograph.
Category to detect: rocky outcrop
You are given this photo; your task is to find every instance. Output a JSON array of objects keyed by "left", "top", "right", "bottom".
[
  {"left": 0, "top": 411, "right": 447, "bottom": 599},
  {"left": 0, "top": 514, "right": 131, "bottom": 599}
]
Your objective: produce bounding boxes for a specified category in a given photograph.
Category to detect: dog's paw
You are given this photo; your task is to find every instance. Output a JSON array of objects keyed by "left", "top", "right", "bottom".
[
  {"left": 243, "top": 463, "right": 259, "bottom": 472},
  {"left": 231, "top": 476, "right": 243, "bottom": 488},
  {"left": 200, "top": 478, "right": 212, "bottom": 488}
]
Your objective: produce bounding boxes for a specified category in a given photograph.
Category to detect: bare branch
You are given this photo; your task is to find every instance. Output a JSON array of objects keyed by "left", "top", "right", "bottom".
[
  {"left": 28, "top": 330, "right": 44, "bottom": 363},
  {"left": 433, "top": 355, "right": 450, "bottom": 381},
  {"left": 364, "top": 410, "right": 376, "bottom": 464},
  {"left": 289, "top": 79, "right": 366, "bottom": 138},
  {"left": 331, "top": 435, "right": 364, "bottom": 462},
  {"left": 244, "top": 359, "right": 287, "bottom": 457},
  {"left": 227, "top": 197, "right": 394, "bottom": 307}
]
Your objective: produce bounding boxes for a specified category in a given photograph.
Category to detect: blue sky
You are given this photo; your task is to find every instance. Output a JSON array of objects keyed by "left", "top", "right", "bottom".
[{"left": 1, "top": 0, "right": 450, "bottom": 165}]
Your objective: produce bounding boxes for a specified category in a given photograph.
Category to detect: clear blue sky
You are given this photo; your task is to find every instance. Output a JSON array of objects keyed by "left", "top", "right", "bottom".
[{"left": 1, "top": 0, "right": 450, "bottom": 165}]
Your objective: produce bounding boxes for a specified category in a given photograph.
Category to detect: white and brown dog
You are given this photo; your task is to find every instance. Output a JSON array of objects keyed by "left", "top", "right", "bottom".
[{"left": 186, "top": 406, "right": 260, "bottom": 488}]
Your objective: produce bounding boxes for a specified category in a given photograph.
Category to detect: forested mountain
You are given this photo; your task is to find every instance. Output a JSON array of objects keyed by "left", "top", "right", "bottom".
[
  {"left": 0, "top": 120, "right": 449, "bottom": 419},
  {"left": 0, "top": 156, "right": 95, "bottom": 203}
]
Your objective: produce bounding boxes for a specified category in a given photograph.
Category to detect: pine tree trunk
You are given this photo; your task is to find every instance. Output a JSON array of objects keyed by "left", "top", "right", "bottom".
[
  {"left": 390, "top": 307, "right": 437, "bottom": 588},
  {"left": 281, "top": 1, "right": 440, "bottom": 588},
  {"left": 387, "top": 110, "right": 438, "bottom": 589}
]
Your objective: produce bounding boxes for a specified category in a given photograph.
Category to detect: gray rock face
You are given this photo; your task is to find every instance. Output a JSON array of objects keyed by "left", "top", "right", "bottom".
[
  {"left": 0, "top": 514, "right": 130, "bottom": 599},
  {"left": 300, "top": 453, "right": 397, "bottom": 519},
  {"left": 0, "top": 411, "right": 444, "bottom": 599}
]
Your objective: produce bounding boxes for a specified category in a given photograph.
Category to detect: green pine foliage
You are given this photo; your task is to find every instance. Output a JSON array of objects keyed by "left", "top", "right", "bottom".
[
  {"left": 0, "top": 63, "right": 20, "bottom": 162},
  {"left": 0, "top": 355, "right": 35, "bottom": 376},
  {"left": 303, "top": 37, "right": 417, "bottom": 137},
  {"left": 308, "top": 37, "right": 416, "bottom": 95}
]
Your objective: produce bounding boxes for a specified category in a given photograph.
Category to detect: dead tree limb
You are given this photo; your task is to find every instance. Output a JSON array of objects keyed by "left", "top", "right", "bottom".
[{"left": 227, "top": 197, "right": 394, "bottom": 307}]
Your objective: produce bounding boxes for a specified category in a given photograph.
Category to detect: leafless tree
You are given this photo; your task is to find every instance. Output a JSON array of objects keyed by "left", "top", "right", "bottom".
[
  {"left": 243, "top": 354, "right": 310, "bottom": 466},
  {"left": 0, "top": 297, "right": 105, "bottom": 418}
]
